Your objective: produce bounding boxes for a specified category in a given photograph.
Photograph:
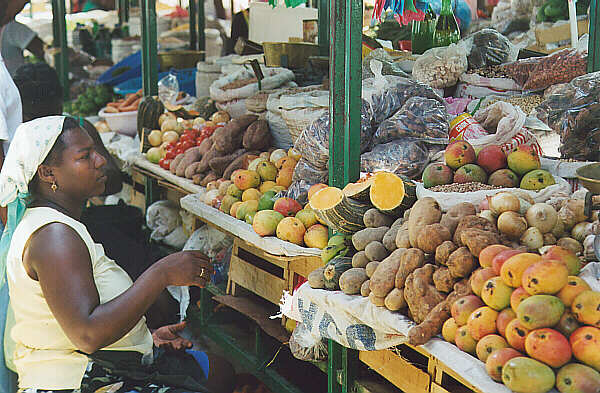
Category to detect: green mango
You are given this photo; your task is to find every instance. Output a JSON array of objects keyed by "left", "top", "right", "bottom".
[
  {"left": 245, "top": 212, "right": 256, "bottom": 225},
  {"left": 258, "top": 190, "right": 277, "bottom": 211},
  {"left": 321, "top": 244, "right": 347, "bottom": 264}
]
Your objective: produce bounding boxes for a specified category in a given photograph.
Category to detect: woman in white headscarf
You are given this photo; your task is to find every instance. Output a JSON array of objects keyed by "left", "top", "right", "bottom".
[{"left": 0, "top": 116, "right": 236, "bottom": 393}]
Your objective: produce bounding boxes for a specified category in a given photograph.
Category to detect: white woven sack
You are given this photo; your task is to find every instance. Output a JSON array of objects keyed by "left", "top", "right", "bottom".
[{"left": 210, "top": 67, "right": 295, "bottom": 102}]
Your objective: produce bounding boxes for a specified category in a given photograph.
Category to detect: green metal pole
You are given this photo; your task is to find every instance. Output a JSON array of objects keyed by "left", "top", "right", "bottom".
[
  {"left": 588, "top": 0, "right": 600, "bottom": 72},
  {"left": 198, "top": 0, "right": 206, "bottom": 59},
  {"left": 318, "top": 0, "right": 329, "bottom": 56},
  {"left": 52, "top": 0, "right": 69, "bottom": 101},
  {"left": 118, "top": 0, "right": 130, "bottom": 26},
  {"left": 190, "top": 0, "right": 198, "bottom": 50},
  {"left": 141, "top": 0, "right": 158, "bottom": 95}
]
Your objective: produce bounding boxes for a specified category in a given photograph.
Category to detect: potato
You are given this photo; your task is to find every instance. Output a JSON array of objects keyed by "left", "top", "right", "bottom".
[
  {"left": 384, "top": 288, "right": 407, "bottom": 311},
  {"left": 364, "top": 209, "right": 394, "bottom": 228},
  {"left": 352, "top": 227, "right": 389, "bottom": 251},
  {"left": 453, "top": 215, "right": 497, "bottom": 246},
  {"left": 408, "top": 197, "right": 442, "bottom": 248},
  {"left": 432, "top": 267, "right": 457, "bottom": 293},
  {"left": 369, "top": 292, "right": 386, "bottom": 307},
  {"left": 391, "top": 217, "right": 405, "bottom": 229},
  {"left": 460, "top": 229, "right": 500, "bottom": 258},
  {"left": 308, "top": 267, "right": 325, "bottom": 289},
  {"left": 170, "top": 154, "right": 184, "bottom": 174},
  {"left": 339, "top": 268, "right": 369, "bottom": 295},
  {"left": 447, "top": 247, "right": 476, "bottom": 278},
  {"left": 365, "top": 241, "right": 389, "bottom": 262},
  {"left": 395, "top": 248, "right": 425, "bottom": 289},
  {"left": 176, "top": 147, "right": 203, "bottom": 177},
  {"left": 417, "top": 223, "right": 452, "bottom": 254},
  {"left": 440, "top": 203, "right": 476, "bottom": 236},
  {"left": 370, "top": 252, "right": 402, "bottom": 297},
  {"left": 365, "top": 261, "right": 380, "bottom": 278},
  {"left": 352, "top": 251, "right": 370, "bottom": 268},
  {"left": 361, "top": 280, "right": 371, "bottom": 297},
  {"left": 435, "top": 241, "right": 457, "bottom": 266},
  {"left": 395, "top": 228, "right": 411, "bottom": 249},
  {"left": 184, "top": 162, "right": 203, "bottom": 179},
  {"left": 383, "top": 227, "right": 399, "bottom": 252}
]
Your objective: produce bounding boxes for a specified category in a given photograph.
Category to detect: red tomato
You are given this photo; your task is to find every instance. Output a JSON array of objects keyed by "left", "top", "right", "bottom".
[
  {"left": 174, "top": 148, "right": 184, "bottom": 155},
  {"left": 182, "top": 140, "right": 195, "bottom": 151},
  {"left": 165, "top": 150, "right": 176, "bottom": 159},
  {"left": 159, "top": 158, "right": 168, "bottom": 169},
  {"left": 180, "top": 134, "right": 192, "bottom": 143},
  {"left": 196, "top": 136, "right": 206, "bottom": 146},
  {"left": 175, "top": 141, "right": 183, "bottom": 149}
]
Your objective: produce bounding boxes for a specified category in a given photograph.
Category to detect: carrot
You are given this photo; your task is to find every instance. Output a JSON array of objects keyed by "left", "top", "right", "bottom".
[
  {"left": 121, "top": 93, "right": 139, "bottom": 107},
  {"left": 107, "top": 102, "right": 121, "bottom": 108},
  {"left": 118, "top": 97, "right": 141, "bottom": 112}
]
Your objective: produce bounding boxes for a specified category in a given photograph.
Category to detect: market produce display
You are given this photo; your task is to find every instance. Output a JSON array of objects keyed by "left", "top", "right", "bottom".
[
  {"left": 65, "top": 84, "right": 115, "bottom": 117},
  {"left": 102, "top": 90, "right": 143, "bottom": 113}
]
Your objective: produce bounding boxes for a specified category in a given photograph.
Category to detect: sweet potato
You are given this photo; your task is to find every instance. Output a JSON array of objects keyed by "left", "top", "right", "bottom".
[
  {"left": 242, "top": 120, "right": 271, "bottom": 151},
  {"left": 440, "top": 202, "right": 476, "bottom": 236},
  {"left": 408, "top": 278, "right": 472, "bottom": 345},
  {"left": 384, "top": 288, "right": 407, "bottom": 311},
  {"left": 361, "top": 280, "right": 371, "bottom": 297},
  {"left": 453, "top": 215, "right": 498, "bottom": 246},
  {"left": 308, "top": 267, "right": 325, "bottom": 289},
  {"left": 395, "top": 228, "right": 411, "bottom": 249},
  {"left": 369, "top": 292, "right": 386, "bottom": 307},
  {"left": 339, "top": 268, "right": 368, "bottom": 295},
  {"left": 460, "top": 229, "right": 500, "bottom": 258},
  {"left": 365, "top": 241, "right": 389, "bottom": 262},
  {"left": 192, "top": 173, "right": 204, "bottom": 185},
  {"left": 209, "top": 148, "right": 246, "bottom": 177},
  {"left": 404, "top": 264, "right": 445, "bottom": 324},
  {"left": 383, "top": 227, "right": 399, "bottom": 252},
  {"left": 352, "top": 227, "right": 389, "bottom": 251},
  {"left": 197, "top": 146, "right": 224, "bottom": 173},
  {"left": 223, "top": 151, "right": 260, "bottom": 180},
  {"left": 395, "top": 248, "right": 425, "bottom": 289},
  {"left": 352, "top": 251, "right": 370, "bottom": 268},
  {"left": 184, "top": 162, "right": 203, "bottom": 179},
  {"left": 433, "top": 267, "right": 457, "bottom": 293},
  {"left": 435, "top": 241, "right": 457, "bottom": 266},
  {"left": 447, "top": 247, "right": 476, "bottom": 278},
  {"left": 408, "top": 197, "right": 442, "bottom": 248},
  {"left": 365, "top": 262, "right": 379, "bottom": 278},
  {"left": 369, "top": 252, "right": 402, "bottom": 298},
  {"left": 176, "top": 147, "right": 203, "bottom": 177},
  {"left": 212, "top": 115, "right": 258, "bottom": 154},
  {"left": 170, "top": 154, "right": 184, "bottom": 174},
  {"left": 200, "top": 172, "right": 218, "bottom": 187},
  {"left": 198, "top": 138, "right": 213, "bottom": 156},
  {"left": 417, "top": 223, "right": 452, "bottom": 254},
  {"left": 364, "top": 209, "right": 394, "bottom": 228}
]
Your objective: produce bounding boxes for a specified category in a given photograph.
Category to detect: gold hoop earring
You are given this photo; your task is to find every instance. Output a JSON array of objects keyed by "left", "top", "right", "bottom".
[{"left": 51, "top": 182, "right": 58, "bottom": 192}]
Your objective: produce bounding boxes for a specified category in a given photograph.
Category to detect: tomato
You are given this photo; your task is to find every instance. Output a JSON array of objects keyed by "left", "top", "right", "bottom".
[
  {"left": 189, "top": 128, "right": 199, "bottom": 138},
  {"left": 159, "top": 158, "right": 171, "bottom": 169},
  {"left": 182, "top": 140, "right": 195, "bottom": 151},
  {"left": 175, "top": 141, "right": 183, "bottom": 149},
  {"left": 165, "top": 150, "right": 176, "bottom": 160},
  {"left": 180, "top": 134, "right": 192, "bottom": 143},
  {"left": 196, "top": 136, "right": 206, "bottom": 146},
  {"left": 174, "top": 148, "right": 184, "bottom": 155}
]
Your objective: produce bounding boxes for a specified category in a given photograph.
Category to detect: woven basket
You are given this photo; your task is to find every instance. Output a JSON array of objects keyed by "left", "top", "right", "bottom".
[{"left": 281, "top": 107, "right": 327, "bottom": 143}]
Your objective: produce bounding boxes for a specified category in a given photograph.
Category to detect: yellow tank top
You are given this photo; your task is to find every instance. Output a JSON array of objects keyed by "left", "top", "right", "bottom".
[{"left": 6, "top": 207, "right": 153, "bottom": 390}]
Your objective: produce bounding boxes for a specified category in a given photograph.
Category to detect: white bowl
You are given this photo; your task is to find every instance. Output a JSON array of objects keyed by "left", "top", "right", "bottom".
[{"left": 98, "top": 108, "right": 138, "bottom": 137}]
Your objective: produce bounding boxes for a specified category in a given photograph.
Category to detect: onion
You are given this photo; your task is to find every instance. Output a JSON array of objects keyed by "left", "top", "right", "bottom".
[
  {"left": 571, "top": 221, "right": 593, "bottom": 243},
  {"left": 509, "top": 189, "right": 535, "bottom": 205},
  {"left": 497, "top": 211, "right": 528, "bottom": 239},
  {"left": 520, "top": 227, "right": 543, "bottom": 251},
  {"left": 557, "top": 237, "right": 583, "bottom": 255},
  {"left": 479, "top": 198, "right": 490, "bottom": 212},
  {"left": 558, "top": 200, "right": 587, "bottom": 230},
  {"left": 539, "top": 245, "right": 553, "bottom": 255},
  {"left": 543, "top": 233, "right": 557, "bottom": 246},
  {"left": 478, "top": 210, "right": 496, "bottom": 224},
  {"left": 488, "top": 192, "right": 521, "bottom": 216},
  {"left": 551, "top": 218, "right": 566, "bottom": 238},
  {"left": 518, "top": 198, "right": 532, "bottom": 215},
  {"left": 526, "top": 203, "right": 558, "bottom": 234},
  {"left": 203, "top": 189, "right": 220, "bottom": 205},
  {"left": 583, "top": 234, "right": 596, "bottom": 261}
]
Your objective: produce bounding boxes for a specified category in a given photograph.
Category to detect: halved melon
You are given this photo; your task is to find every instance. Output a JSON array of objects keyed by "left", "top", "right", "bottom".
[
  {"left": 342, "top": 176, "right": 375, "bottom": 203},
  {"left": 369, "top": 172, "right": 416, "bottom": 217},
  {"left": 310, "top": 187, "right": 370, "bottom": 234}
]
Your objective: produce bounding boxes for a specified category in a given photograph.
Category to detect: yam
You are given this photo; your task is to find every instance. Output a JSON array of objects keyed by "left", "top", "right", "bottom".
[
  {"left": 404, "top": 264, "right": 445, "bottom": 324},
  {"left": 176, "top": 147, "right": 203, "bottom": 177},
  {"left": 433, "top": 267, "right": 458, "bottom": 293},
  {"left": 391, "top": 217, "right": 405, "bottom": 229},
  {"left": 453, "top": 215, "right": 497, "bottom": 246},
  {"left": 447, "top": 247, "right": 476, "bottom": 278},
  {"left": 184, "top": 162, "right": 203, "bottom": 179},
  {"left": 383, "top": 227, "right": 399, "bottom": 252},
  {"left": 435, "top": 241, "right": 457, "bottom": 266},
  {"left": 395, "top": 228, "right": 411, "bottom": 249},
  {"left": 223, "top": 151, "right": 259, "bottom": 180},
  {"left": 192, "top": 173, "right": 204, "bottom": 185},
  {"left": 197, "top": 146, "right": 224, "bottom": 173},
  {"left": 170, "top": 154, "right": 184, "bottom": 174},
  {"left": 212, "top": 115, "right": 258, "bottom": 154},
  {"left": 440, "top": 202, "right": 476, "bottom": 236},
  {"left": 369, "top": 292, "right": 386, "bottom": 307},
  {"left": 417, "top": 223, "right": 452, "bottom": 254},
  {"left": 395, "top": 248, "right": 425, "bottom": 289},
  {"left": 352, "top": 227, "right": 389, "bottom": 251},
  {"left": 365, "top": 241, "right": 389, "bottom": 262},
  {"left": 408, "top": 197, "right": 442, "bottom": 248},
  {"left": 364, "top": 209, "right": 394, "bottom": 228},
  {"left": 197, "top": 137, "right": 213, "bottom": 156},
  {"left": 408, "top": 278, "right": 472, "bottom": 345},
  {"left": 365, "top": 262, "right": 380, "bottom": 278},
  {"left": 352, "top": 251, "right": 370, "bottom": 268},
  {"left": 369, "top": 253, "right": 402, "bottom": 297},
  {"left": 200, "top": 172, "right": 218, "bottom": 187},
  {"left": 460, "top": 229, "right": 500, "bottom": 258},
  {"left": 242, "top": 120, "right": 271, "bottom": 151},
  {"left": 384, "top": 288, "right": 407, "bottom": 311},
  {"left": 209, "top": 148, "right": 246, "bottom": 177},
  {"left": 361, "top": 280, "right": 371, "bottom": 297},
  {"left": 339, "top": 268, "right": 369, "bottom": 295},
  {"left": 308, "top": 267, "right": 325, "bottom": 289}
]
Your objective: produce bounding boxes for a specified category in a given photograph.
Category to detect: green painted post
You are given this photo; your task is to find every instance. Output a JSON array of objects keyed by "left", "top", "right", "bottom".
[
  {"left": 141, "top": 0, "right": 158, "bottom": 96},
  {"left": 190, "top": 0, "right": 198, "bottom": 49},
  {"left": 318, "top": 0, "right": 329, "bottom": 56},
  {"left": 327, "top": 340, "right": 343, "bottom": 393},
  {"left": 51, "top": 0, "right": 69, "bottom": 101},
  {"left": 589, "top": 0, "right": 600, "bottom": 72},
  {"left": 118, "top": 0, "right": 130, "bottom": 26},
  {"left": 198, "top": 0, "right": 206, "bottom": 60}
]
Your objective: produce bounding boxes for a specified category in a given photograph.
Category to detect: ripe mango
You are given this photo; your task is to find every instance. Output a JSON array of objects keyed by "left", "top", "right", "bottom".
[
  {"left": 502, "top": 357, "right": 555, "bottom": 393},
  {"left": 517, "top": 295, "right": 564, "bottom": 330}
]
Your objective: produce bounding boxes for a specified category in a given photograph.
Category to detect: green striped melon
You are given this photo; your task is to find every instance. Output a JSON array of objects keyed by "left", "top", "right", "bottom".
[
  {"left": 369, "top": 172, "right": 416, "bottom": 217},
  {"left": 310, "top": 187, "right": 371, "bottom": 235}
]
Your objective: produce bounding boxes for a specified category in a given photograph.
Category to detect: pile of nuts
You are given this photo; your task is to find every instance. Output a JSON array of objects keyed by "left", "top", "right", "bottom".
[
  {"left": 413, "top": 47, "right": 468, "bottom": 89},
  {"left": 487, "top": 95, "right": 543, "bottom": 114},
  {"left": 466, "top": 65, "right": 512, "bottom": 79},
  {"left": 429, "top": 182, "right": 502, "bottom": 192}
]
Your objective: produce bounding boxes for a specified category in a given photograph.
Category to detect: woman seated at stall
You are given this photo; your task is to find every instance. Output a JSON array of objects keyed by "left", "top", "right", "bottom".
[{"left": 0, "top": 116, "right": 236, "bottom": 393}]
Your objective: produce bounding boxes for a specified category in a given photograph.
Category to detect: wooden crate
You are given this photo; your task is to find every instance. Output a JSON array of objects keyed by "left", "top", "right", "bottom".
[
  {"left": 288, "top": 254, "right": 323, "bottom": 292},
  {"left": 359, "top": 345, "right": 432, "bottom": 393},
  {"left": 430, "top": 358, "right": 482, "bottom": 393}
]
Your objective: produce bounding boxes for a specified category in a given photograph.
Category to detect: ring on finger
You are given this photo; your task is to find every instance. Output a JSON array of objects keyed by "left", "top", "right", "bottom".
[{"left": 200, "top": 268, "right": 205, "bottom": 278}]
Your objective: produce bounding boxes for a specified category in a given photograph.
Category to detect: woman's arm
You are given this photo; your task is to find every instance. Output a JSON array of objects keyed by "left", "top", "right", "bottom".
[{"left": 24, "top": 222, "right": 212, "bottom": 354}]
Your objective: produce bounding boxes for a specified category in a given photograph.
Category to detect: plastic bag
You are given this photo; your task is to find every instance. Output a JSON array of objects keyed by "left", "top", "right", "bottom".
[
  {"left": 413, "top": 43, "right": 468, "bottom": 89},
  {"left": 362, "top": 50, "right": 410, "bottom": 79},
  {"left": 535, "top": 71, "right": 600, "bottom": 160},
  {"left": 373, "top": 97, "right": 450, "bottom": 145},
  {"left": 289, "top": 322, "right": 328, "bottom": 362},
  {"left": 360, "top": 139, "right": 430, "bottom": 179},
  {"left": 158, "top": 73, "right": 179, "bottom": 105},
  {"left": 183, "top": 225, "right": 233, "bottom": 285},
  {"left": 461, "top": 29, "right": 519, "bottom": 70},
  {"left": 445, "top": 97, "right": 472, "bottom": 115},
  {"left": 146, "top": 200, "right": 182, "bottom": 242}
]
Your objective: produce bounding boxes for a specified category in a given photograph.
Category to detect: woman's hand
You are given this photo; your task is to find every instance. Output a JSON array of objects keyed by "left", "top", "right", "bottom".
[
  {"left": 158, "top": 251, "right": 214, "bottom": 288},
  {"left": 152, "top": 321, "right": 193, "bottom": 351}
]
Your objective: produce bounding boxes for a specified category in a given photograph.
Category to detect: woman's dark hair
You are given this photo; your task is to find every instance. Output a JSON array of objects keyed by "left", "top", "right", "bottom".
[{"left": 13, "top": 63, "right": 63, "bottom": 121}]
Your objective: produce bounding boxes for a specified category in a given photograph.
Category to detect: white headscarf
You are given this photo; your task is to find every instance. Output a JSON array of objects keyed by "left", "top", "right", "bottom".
[{"left": 0, "top": 116, "right": 66, "bottom": 207}]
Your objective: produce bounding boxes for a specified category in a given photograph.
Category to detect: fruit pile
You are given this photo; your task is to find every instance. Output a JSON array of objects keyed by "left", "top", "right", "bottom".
[
  {"left": 199, "top": 149, "right": 331, "bottom": 249},
  {"left": 443, "top": 243, "right": 600, "bottom": 393},
  {"left": 422, "top": 141, "right": 555, "bottom": 192},
  {"left": 65, "top": 84, "right": 115, "bottom": 117}
]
